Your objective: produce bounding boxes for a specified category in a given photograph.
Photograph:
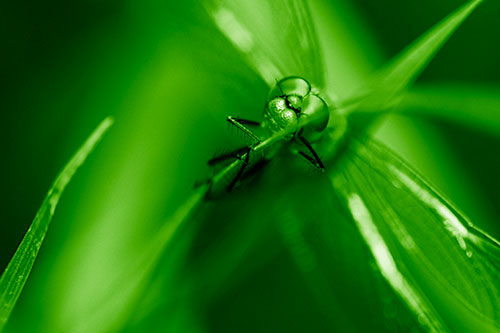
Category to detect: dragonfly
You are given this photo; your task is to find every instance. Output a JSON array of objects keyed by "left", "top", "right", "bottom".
[
  {"left": 201, "top": 0, "right": 500, "bottom": 331},
  {"left": 201, "top": 75, "right": 333, "bottom": 197}
]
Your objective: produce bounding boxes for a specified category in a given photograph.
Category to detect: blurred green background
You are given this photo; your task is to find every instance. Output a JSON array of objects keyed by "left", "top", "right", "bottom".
[{"left": 1, "top": 0, "right": 499, "bottom": 331}]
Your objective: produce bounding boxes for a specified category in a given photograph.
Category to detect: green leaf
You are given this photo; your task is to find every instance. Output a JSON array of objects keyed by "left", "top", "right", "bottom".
[
  {"left": 206, "top": 0, "right": 325, "bottom": 89},
  {"left": 399, "top": 83, "right": 500, "bottom": 136},
  {"left": 70, "top": 188, "right": 205, "bottom": 332},
  {"left": 341, "top": 0, "right": 483, "bottom": 114},
  {"left": 330, "top": 137, "right": 500, "bottom": 332},
  {"left": 0, "top": 117, "right": 114, "bottom": 331},
  {"left": 172, "top": 154, "right": 421, "bottom": 331}
]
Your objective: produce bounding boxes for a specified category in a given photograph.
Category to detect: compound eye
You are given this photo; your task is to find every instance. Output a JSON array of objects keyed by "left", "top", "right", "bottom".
[
  {"left": 265, "top": 97, "right": 298, "bottom": 134},
  {"left": 268, "top": 76, "right": 311, "bottom": 100},
  {"left": 268, "top": 97, "right": 287, "bottom": 113},
  {"left": 299, "top": 94, "right": 329, "bottom": 142},
  {"left": 286, "top": 94, "right": 302, "bottom": 112}
]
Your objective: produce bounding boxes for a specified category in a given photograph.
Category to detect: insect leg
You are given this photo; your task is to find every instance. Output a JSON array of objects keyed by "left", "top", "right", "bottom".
[
  {"left": 227, "top": 116, "right": 261, "bottom": 143},
  {"left": 228, "top": 117, "right": 261, "bottom": 126},
  {"left": 297, "top": 136, "right": 325, "bottom": 172},
  {"left": 227, "top": 147, "right": 251, "bottom": 192},
  {"left": 207, "top": 146, "right": 249, "bottom": 166},
  {"left": 298, "top": 151, "right": 319, "bottom": 166}
]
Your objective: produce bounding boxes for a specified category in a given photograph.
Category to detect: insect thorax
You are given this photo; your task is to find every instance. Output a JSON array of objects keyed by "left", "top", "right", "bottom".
[{"left": 263, "top": 76, "right": 329, "bottom": 143}]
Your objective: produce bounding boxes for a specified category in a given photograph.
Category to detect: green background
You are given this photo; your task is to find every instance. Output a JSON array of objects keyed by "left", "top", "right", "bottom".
[{"left": 1, "top": 0, "right": 499, "bottom": 331}]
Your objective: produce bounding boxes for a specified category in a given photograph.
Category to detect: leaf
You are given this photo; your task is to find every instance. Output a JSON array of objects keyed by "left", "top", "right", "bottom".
[
  {"left": 198, "top": 0, "right": 497, "bottom": 331},
  {"left": 330, "top": 137, "right": 500, "bottom": 332},
  {"left": 206, "top": 0, "right": 325, "bottom": 89},
  {"left": 174, "top": 152, "right": 423, "bottom": 331},
  {"left": 0, "top": 117, "right": 114, "bottom": 331},
  {"left": 399, "top": 83, "right": 500, "bottom": 136},
  {"left": 340, "top": 0, "right": 483, "bottom": 114},
  {"left": 70, "top": 188, "right": 205, "bottom": 332}
]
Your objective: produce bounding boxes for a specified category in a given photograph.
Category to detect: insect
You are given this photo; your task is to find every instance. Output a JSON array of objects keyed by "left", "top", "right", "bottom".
[
  {"left": 202, "top": 0, "right": 500, "bottom": 331},
  {"left": 202, "top": 75, "right": 331, "bottom": 197}
]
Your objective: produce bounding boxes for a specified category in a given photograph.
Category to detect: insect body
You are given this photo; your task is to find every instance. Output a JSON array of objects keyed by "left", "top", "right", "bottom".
[{"left": 203, "top": 76, "right": 330, "bottom": 198}]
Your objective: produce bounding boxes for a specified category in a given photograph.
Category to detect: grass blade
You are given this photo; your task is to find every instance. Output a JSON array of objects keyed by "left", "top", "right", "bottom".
[
  {"left": 341, "top": 0, "right": 483, "bottom": 113},
  {"left": 69, "top": 187, "right": 205, "bottom": 332},
  {"left": 207, "top": 0, "right": 325, "bottom": 88},
  {"left": 399, "top": 83, "right": 500, "bottom": 136},
  {"left": 0, "top": 117, "right": 114, "bottom": 331},
  {"left": 331, "top": 138, "right": 500, "bottom": 331}
]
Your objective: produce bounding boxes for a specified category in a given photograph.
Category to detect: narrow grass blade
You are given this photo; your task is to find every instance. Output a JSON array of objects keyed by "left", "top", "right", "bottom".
[
  {"left": 0, "top": 117, "right": 114, "bottom": 331},
  {"left": 399, "top": 83, "right": 500, "bottom": 136},
  {"left": 341, "top": 0, "right": 483, "bottom": 114}
]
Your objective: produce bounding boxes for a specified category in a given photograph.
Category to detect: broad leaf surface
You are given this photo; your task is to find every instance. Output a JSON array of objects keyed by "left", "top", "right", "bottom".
[
  {"left": 69, "top": 188, "right": 205, "bottom": 332},
  {"left": 330, "top": 138, "right": 500, "bottom": 332},
  {"left": 206, "top": 0, "right": 325, "bottom": 89}
]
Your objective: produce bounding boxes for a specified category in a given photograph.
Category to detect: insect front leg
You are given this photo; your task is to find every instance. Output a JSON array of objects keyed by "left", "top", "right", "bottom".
[
  {"left": 227, "top": 116, "right": 262, "bottom": 143},
  {"left": 297, "top": 135, "right": 325, "bottom": 172}
]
